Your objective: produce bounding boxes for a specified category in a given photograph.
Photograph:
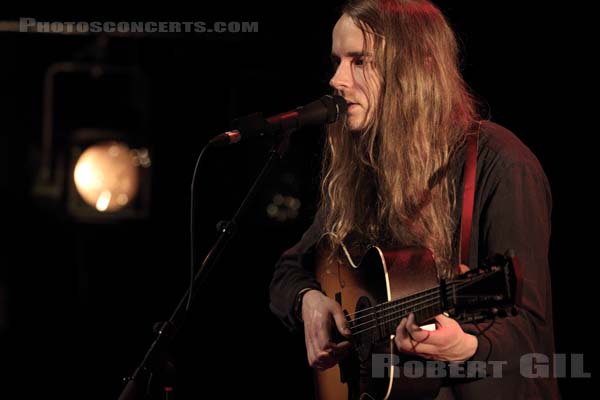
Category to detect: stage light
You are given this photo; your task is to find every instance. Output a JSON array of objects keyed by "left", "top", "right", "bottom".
[
  {"left": 73, "top": 141, "right": 143, "bottom": 212},
  {"left": 65, "top": 129, "right": 152, "bottom": 221},
  {"left": 32, "top": 60, "right": 152, "bottom": 222},
  {"left": 266, "top": 193, "right": 301, "bottom": 222}
]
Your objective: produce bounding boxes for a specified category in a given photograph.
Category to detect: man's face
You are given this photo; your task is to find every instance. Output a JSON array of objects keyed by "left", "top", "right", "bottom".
[{"left": 330, "top": 14, "right": 381, "bottom": 132}]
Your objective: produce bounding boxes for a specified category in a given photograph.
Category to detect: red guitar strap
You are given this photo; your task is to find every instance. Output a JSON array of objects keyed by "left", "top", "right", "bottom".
[{"left": 459, "top": 124, "right": 480, "bottom": 269}]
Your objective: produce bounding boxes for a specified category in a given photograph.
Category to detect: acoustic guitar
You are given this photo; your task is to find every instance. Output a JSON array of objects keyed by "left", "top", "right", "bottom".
[{"left": 313, "top": 245, "right": 522, "bottom": 400}]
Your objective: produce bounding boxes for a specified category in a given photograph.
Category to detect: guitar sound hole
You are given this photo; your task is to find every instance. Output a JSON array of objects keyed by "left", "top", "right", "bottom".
[{"left": 354, "top": 296, "right": 375, "bottom": 362}]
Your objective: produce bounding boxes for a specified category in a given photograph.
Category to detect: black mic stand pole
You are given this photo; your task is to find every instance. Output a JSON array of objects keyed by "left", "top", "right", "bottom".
[{"left": 118, "top": 130, "right": 294, "bottom": 400}]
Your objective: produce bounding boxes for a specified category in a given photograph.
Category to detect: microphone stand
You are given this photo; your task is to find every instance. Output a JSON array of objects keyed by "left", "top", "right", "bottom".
[{"left": 118, "top": 130, "right": 293, "bottom": 400}]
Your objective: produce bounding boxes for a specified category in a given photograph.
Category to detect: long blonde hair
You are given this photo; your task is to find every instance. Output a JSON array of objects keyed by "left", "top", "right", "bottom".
[{"left": 320, "top": 0, "right": 478, "bottom": 277}]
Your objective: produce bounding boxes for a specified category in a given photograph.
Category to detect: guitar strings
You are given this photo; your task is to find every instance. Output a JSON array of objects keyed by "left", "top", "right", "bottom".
[
  {"left": 349, "top": 275, "right": 488, "bottom": 330},
  {"left": 350, "top": 299, "right": 440, "bottom": 337},
  {"left": 350, "top": 293, "right": 486, "bottom": 336},
  {"left": 347, "top": 275, "right": 492, "bottom": 334},
  {"left": 348, "top": 272, "right": 489, "bottom": 322}
]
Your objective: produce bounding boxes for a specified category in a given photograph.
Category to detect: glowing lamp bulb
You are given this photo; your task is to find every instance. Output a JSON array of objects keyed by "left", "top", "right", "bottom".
[{"left": 73, "top": 141, "right": 140, "bottom": 212}]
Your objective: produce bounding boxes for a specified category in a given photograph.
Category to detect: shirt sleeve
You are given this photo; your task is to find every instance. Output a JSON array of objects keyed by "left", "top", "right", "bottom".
[
  {"left": 269, "top": 207, "right": 326, "bottom": 332},
  {"left": 456, "top": 159, "right": 559, "bottom": 397}
]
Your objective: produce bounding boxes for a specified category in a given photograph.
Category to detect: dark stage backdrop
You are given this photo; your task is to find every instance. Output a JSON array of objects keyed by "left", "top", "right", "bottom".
[{"left": 0, "top": 2, "right": 593, "bottom": 398}]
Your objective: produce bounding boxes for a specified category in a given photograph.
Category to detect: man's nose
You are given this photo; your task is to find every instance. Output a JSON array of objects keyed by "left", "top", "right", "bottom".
[{"left": 329, "top": 62, "right": 352, "bottom": 91}]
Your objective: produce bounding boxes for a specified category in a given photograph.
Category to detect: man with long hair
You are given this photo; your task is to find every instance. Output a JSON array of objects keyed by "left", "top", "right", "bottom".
[{"left": 270, "top": 0, "right": 560, "bottom": 398}]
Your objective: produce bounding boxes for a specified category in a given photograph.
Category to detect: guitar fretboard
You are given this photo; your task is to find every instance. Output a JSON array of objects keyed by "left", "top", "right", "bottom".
[{"left": 349, "top": 283, "right": 459, "bottom": 343}]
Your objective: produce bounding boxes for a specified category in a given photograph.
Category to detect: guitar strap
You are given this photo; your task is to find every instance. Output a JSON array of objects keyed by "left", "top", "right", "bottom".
[{"left": 459, "top": 123, "right": 481, "bottom": 269}]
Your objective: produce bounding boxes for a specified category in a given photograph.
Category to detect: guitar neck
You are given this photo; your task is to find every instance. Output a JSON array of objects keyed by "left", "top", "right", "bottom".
[{"left": 350, "top": 283, "right": 455, "bottom": 342}]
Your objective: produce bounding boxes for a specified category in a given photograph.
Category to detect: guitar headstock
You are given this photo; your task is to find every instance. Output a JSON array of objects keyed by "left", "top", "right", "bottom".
[{"left": 445, "top": 249, "right": 523, "bottom": 323}]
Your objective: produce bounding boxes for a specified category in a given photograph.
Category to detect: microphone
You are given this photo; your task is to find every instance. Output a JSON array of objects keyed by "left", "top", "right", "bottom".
[{"left": 209, "top": 94, "right": 347, "bottom": 147}]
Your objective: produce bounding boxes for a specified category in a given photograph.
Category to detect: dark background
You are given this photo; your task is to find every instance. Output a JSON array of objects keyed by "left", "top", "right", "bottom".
[{"left": 0, "top": 2, "right": 594, "bottom": 398}]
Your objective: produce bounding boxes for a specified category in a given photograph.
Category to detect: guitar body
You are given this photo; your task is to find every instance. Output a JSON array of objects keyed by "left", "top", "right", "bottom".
[{"left": 314, "top": 245, "right": 443, "bottom": 400}]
